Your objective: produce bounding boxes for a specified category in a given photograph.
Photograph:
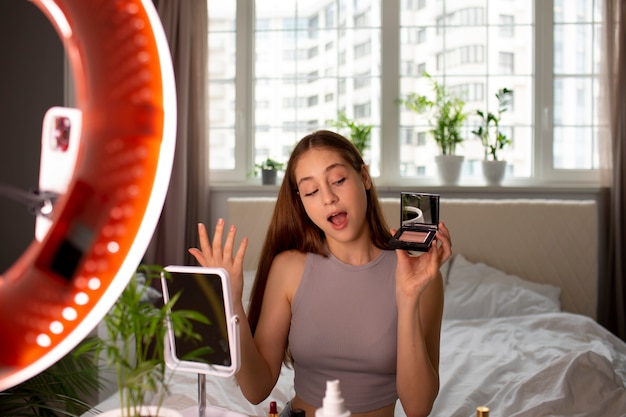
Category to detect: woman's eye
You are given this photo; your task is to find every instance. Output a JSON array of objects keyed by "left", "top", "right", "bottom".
[
  {"left": 303, "top": 189, "right": 318, "bottom": 197},
  {"left": 333, "top": 177, "right": 346, "bottom": 186}
]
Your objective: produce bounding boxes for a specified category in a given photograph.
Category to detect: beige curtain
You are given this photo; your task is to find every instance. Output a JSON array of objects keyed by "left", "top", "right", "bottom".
[
  {"left": 599, "top": 0, "right": 626, "bottom": 340},
  {"left": 144, "top": 0, "right": 209, "bottom": 266}
]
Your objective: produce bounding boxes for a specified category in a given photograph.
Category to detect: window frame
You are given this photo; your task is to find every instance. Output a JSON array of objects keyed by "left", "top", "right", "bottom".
[{"left": 209, "top": 0, "right": 601, "bottom": 187}]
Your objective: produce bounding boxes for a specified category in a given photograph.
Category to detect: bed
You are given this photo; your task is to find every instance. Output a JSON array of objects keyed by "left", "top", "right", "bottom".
[{"left": 89, "top": 197, "right": 626, "bottom": 417}]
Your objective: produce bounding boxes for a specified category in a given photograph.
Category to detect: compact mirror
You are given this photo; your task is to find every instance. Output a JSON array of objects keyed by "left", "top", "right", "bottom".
[
  {"left": 161, "top": 266, "right": 240, "bottom": 377},
  {"left": 389, "top": 192, "right": 440, "bottom": 252}
]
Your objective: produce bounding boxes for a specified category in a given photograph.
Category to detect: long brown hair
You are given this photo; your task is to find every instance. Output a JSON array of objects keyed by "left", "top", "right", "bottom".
[{"left": 247, "top": 130, "right": 392, "bottom": 334}]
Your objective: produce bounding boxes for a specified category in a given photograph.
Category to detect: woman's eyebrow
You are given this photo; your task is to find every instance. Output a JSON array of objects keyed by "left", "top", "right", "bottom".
[
  {"left": 325, "top": 162, "right": 346, "bottom": 173},
  {"left": 296, "top": 163, "right": 347, "bottom": 187}
]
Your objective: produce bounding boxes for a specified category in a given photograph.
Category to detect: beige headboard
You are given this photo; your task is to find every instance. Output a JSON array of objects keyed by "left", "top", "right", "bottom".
[{"left": 228, "top": 197, "right": 599, "bottom": 319}]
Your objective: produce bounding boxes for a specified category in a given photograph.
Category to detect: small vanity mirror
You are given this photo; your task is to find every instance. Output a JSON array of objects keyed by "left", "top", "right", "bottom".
[
  {"left": 389, "top": 192, "right": 440, "bottom": 252},
  {"left": 161, "top": 266, "right": 240, "bottom": 377}
]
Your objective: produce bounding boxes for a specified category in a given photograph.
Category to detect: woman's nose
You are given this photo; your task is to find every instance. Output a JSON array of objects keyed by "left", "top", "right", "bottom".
[{"left": 321, "top": 187, "right": 338, "bottom": 205}]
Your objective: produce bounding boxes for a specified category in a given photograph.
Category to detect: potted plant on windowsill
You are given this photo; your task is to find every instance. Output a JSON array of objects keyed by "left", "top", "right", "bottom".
[
  {"left": 326, "top": 110, "right": 372, "bottom": 157},
  {"left": 471, "top": 87, "right": 513, "bottom": 186},
  {"left": 398, "top": 71, "right": 467, "bottom": 185},
  {"left": 85, "top": 264, "right": 209, "bottom": 417},
  {"left": 255, "top": 157, "right": 284, "bottom": 185}
]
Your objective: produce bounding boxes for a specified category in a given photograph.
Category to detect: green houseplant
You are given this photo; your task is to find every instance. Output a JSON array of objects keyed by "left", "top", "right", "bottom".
[
  {"left": 471, "top": 87, "right": 513, "bottom": 185},
  {"left": 398, "top": 71, "right": 467, "bottom": 156},
  {"left": 86, "top": 264, "right": 209, "bottom": 417},
  {"left": 398, "top": 71, "right": 467, "bottom": 185},
  {"left": 0, "top": 337, "right": 101, "bottom": 417},
  {"left": 255, "top": 157, "right": 284, "bottom": 185},
  {"left": 471, "top": 87, "right": 513, "bottom": 161},
  {"left": 326, "top": 110, "right": 372, "bottom": 156}
]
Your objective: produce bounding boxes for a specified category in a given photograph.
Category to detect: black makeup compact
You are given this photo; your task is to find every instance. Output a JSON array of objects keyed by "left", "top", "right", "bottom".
[{"left": 389, "top": 192, "right": 440, "bottom": 252}]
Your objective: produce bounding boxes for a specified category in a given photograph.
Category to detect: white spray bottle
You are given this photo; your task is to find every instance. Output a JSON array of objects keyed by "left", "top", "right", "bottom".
[{"left": 315, "top": 380, "right": 351, "bottom": 417}]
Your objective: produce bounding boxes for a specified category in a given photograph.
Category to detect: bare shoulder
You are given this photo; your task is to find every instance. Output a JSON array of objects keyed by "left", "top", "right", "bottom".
[
  {"left": 271, "top": 249, "right": 307, "bottom": 269},
  {"left": 266, "top": 250, "right": 307, "bottom": 300}
]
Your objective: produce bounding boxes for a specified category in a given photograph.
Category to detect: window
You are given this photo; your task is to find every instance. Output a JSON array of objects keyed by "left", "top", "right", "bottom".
[
  {"left": 354, "top": 103, "right": 371, "bottom": 118},
  {"left": 208, "top": 0, "right": 602, "bottom": 185},
  {"left": 500, "top": 14, "right": 515, "bottom": 37},
  {"left": 325, "top": 4, "right": 335, "bottom": 28},
  {"left": 354, "top": 71, "right": 371, "bottom": 89},
  {"left": 417, "top": 132, "right": 427, "bottom": 146},
  {"left": 499, "top": 52, "right": 514, "bottom": 74},
  {"left": 417, "top": 28, "right": 426, "bottom": 43},
  {"left": 354, "top": 12, "right": 369, "bottom": 28},
  {"left": 354, "top": 40, "right": 372, "bottom": 59}
]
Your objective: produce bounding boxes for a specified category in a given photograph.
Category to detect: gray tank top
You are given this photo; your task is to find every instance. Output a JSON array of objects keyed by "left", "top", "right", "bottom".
[{"left": 289, "top": 250, "right": 398, "bottom": 412}]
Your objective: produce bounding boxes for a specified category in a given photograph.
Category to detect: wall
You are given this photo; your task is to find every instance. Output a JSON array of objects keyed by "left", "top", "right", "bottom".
[
  {"left": 209, "top": 185, "right": 608, "bottom": 311},
  {"left": 208, "top": 184, "right": 605, "bottom": 229},
  {"left": 0, "top": 0, "right": 65, "bottom": 271}
]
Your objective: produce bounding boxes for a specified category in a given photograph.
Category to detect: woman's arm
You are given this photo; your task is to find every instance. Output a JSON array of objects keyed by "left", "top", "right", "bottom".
[
  {"left": 393, "top": 222, "right": 451, "bottom": 417},
  {"left": 239, "top": 250, "right": 305, "bottom": 402},
  {"left": 188, "top": 220, "right": 302, "bottom": 404},
  {"left": 395, "top": 272, "right": 444, "bottom": 417}
]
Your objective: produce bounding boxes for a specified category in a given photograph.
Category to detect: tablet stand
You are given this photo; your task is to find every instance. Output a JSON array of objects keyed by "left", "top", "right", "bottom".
[
  {"left": 179, "top": 373, "right": 207, "bottom": 417},
  {"left": 198, "top": 373, "right": 207, "bottom": 417}
]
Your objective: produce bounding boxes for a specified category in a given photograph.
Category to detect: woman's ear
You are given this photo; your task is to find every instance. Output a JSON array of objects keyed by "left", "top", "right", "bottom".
[{"left": 360, "top": 164, "right": 372, "bottom": 190}]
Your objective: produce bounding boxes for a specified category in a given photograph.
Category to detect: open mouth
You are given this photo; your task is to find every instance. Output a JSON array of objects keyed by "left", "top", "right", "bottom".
[{"left": 328, "top": 211, "right": 347, "bottom": 226}]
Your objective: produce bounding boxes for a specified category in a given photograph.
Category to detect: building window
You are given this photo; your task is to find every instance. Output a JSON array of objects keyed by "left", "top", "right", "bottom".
[
  {"left": 354, "top": 40, "right": 372, "bottom": 59},
  {"left": 417, "top": 131, "right": 427, "bottom": 146},
  {"left": 354, "top": 72, "right": 371, "bottom": 89},
  {"left": 208, "top": 0, "right": 602, "bottom": 185},
  {"left": 417, "top": 28, "right": 426, "bottom": 43},
  {"left": 500, "top": 14, "right": 515, "bottom": 37},
  {"left": 354, "top": 11, "right": 369, "bottom": 27},
  {"left": 354, "top": 102, "right": 371, "bottom": 118},
  {"left": 499, "top": 52, "right": 514, "bottom": 74}
]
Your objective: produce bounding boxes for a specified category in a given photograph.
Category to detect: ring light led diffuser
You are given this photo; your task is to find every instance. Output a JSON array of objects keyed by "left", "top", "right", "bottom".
[{"left": 0, "top": 0, "right": 176, "bottom": 391}]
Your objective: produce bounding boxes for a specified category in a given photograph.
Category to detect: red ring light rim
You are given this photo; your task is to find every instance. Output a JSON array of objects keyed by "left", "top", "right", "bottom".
[{"left": 0, "top": 0, "right": 176, "bottom": 391}]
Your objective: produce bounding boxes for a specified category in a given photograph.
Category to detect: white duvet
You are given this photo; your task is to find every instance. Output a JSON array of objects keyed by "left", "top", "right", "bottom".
[
  {"left": 159, "top": 312, "right": 626, "bottom": 417},
  {"left": 430, "top": 312, "right": 626, "bottom": 417}
]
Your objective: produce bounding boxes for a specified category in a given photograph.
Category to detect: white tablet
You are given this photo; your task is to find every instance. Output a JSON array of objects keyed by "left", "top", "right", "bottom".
[{"left": 161, "top": 266, "right": 240, "bottom": 377}]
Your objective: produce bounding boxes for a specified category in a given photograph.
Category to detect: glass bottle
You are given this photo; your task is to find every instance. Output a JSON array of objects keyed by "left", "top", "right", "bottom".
[{"left": 476, "top": 406, "right": 490, "bottom": 417}]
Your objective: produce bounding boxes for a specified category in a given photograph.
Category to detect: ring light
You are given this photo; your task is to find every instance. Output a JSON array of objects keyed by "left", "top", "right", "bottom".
[{"left": 0, "top": 0, "right": 176, "bottom": 391}]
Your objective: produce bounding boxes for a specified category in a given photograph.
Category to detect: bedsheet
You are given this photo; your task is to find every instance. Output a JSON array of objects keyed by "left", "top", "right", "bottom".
[
  {"left": 156, "top": 312, "right": 626, "bottom": 417},
  {"left": 430, "top": 312, "right": 626, "bottom": 417}
]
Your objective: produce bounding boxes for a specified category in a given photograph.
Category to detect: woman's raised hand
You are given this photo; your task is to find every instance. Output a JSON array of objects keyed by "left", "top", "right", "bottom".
[
  {"left": 394, "top": 221, "right": 452, "bottom": 299},
  {"left": 188, "top": 219, "right": 248, "bottom": 303}
]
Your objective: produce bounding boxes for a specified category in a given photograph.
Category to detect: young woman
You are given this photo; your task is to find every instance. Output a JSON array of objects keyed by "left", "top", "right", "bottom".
[{"left": 189, "top": 130, "right": 452, "bottom": 417}]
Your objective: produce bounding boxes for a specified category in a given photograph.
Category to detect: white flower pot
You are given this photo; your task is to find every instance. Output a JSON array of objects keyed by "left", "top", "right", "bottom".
[
  {"left": 435, "top": 155, "right": 464, "bottom": 185},
  {"left": 481, "top": 160, "right": 507, "bottom": 186},
  {"left": 98, "top": 406, "right": 183, "bottom": 417}
]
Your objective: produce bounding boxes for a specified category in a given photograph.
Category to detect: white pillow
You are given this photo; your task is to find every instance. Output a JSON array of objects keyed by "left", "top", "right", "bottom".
[{"left": 443, "top": 254, "right": 561, "bottom": 320}]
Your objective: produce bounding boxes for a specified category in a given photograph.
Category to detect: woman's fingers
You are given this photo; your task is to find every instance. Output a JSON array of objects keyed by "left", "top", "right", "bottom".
[
  {"left": 435, "top": 221, "right": 452, "bottom": 263},
  {"left": 222, "top": 223, "right": 238, "bottom": 261},
  {"left": 211, "top": 218, "right": 225, "bottom": 260},
  {"left": 190, "top": 219, "right": 247, "bottom": 272},
  {"left": 188, "top": 247, "right": 207, "bottom": 267},
  {"left": 197, "top": 223, "right": 211, "bottom": 258},
  {"left": 233, "top": 236, "right": 248, "bottom": 269}
]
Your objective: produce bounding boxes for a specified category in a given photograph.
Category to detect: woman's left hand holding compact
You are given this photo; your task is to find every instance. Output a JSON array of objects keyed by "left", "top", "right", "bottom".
[
  {"left": 189, "top": 219, "right": 248, "bottom": 305},
  {"left": 394, "top": 221, "right": 452, "bottom": 300}
]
